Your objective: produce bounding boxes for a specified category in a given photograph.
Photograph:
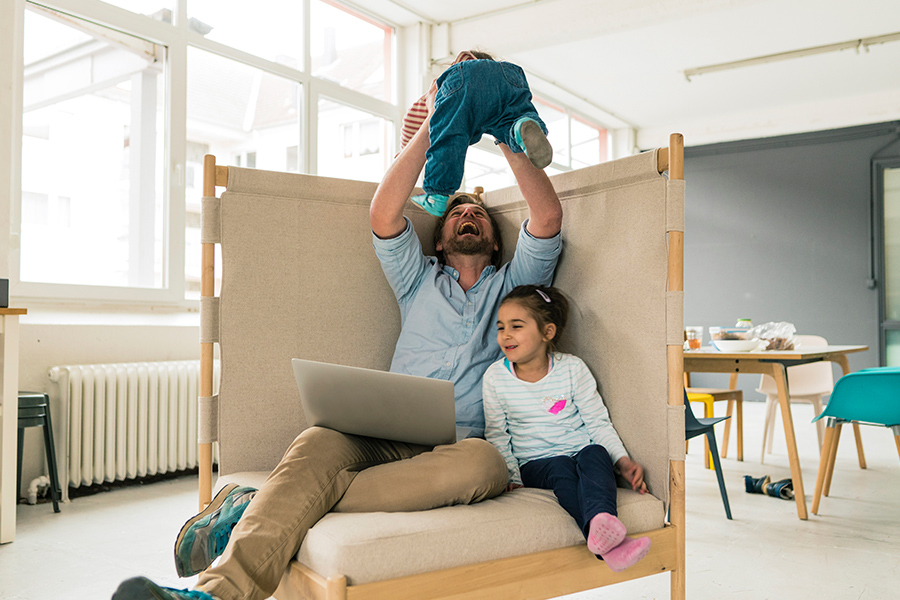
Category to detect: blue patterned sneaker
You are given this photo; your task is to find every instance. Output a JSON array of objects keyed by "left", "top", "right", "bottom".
[
  {"left": 513, "top": 116, "right": 553, "bottom": 169},
  {"left": 410, "top": 193, "right": 450, "bottom": 217},
  {"left": 173, "top": 483, "right": 257, "bottom": 577},
  {"left": 112, "top": 576, "right": 216, "bottom": 599}
]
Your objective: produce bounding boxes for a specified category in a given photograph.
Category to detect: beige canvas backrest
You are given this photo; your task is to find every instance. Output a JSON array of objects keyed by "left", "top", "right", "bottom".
[{"left": 201, "top": 148, "right": 684, "bottom": 507}]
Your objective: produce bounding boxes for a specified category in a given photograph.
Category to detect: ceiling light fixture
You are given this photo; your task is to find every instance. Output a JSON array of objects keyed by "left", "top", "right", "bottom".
[{"left": 684, "top": 31, "right": 900, "bottom": 82}]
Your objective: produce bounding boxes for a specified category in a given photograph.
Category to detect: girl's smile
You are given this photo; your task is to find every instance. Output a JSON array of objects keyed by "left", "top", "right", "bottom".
[{"left": 496, "top": 301, "right": 557, "bottom": 381}]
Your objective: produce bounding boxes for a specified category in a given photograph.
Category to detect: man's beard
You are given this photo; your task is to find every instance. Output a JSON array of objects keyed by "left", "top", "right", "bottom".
[{"left": 442, "top": 234, "right": 494, "bottom": 258}]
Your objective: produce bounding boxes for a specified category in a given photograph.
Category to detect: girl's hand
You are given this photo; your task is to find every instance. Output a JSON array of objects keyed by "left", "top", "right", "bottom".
[
  {"left": 616, "top": 457, "right": 647, "bottom": 494},
  {"left": 506, "top": 482, "right": 523, "bottom": 492}
]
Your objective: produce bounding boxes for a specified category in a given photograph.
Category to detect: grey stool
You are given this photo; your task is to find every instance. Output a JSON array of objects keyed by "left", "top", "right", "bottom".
[{"left": 17, "top": 392, "right": 62, "bottom": 512}]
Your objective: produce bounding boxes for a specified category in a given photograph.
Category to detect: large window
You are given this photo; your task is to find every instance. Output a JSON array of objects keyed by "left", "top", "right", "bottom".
[
  {"left": 11, "top": 1, "right": 612, "bottom": 306},
  {"left": 21, "top": 7, "right": 165, "bottom": 289},
  {"left": 317, "top": 98, "right": 392, "bottom": 182},
  {"left": 14, "top": 0, "right": 397, "bottom": 304}
]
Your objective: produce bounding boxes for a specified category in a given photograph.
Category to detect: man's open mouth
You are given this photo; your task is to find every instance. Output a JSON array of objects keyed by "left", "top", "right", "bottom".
[{"left": 457, "top": 221, "right": 479, "bottom": 236}]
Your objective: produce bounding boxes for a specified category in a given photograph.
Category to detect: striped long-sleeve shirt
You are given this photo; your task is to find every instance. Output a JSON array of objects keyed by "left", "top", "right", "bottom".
[
  {"left": 400, "top": 96, "right": 427, "bottom": 149},
  {"left": 483, "top": 353, "right": 629, "bottom": 485}
]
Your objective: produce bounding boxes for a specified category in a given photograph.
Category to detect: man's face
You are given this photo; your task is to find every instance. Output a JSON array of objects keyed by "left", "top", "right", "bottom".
[{"left": 436, "top": 203, "right": 497, "bottom": 260}]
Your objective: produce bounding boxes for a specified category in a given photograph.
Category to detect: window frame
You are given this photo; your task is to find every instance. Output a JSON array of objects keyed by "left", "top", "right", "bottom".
[{"left": 6, "top": 0, "right": 401, "bottom": 308}]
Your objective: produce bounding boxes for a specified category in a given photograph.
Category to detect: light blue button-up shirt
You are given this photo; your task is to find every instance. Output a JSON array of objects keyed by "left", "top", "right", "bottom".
[{"left": 373, "top": 217, "right": 561, "bottom": 437}]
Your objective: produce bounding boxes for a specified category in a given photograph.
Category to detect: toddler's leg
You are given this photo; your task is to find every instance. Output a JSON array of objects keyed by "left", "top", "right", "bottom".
[{"left": 513, "top": 117, "right": 553, "bottom": 169}]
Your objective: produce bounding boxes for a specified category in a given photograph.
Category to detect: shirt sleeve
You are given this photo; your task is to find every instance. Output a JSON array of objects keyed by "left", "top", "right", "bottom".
[
  {"left": 400, "top": 96, "right": 428, "bottom": 149},
  {"left": 372, "top": 217, "right": 430, "bottom": 307},
  {"left": 482, "top": 365, "right": 523, "bottom": 485},
  {"left": 570, "top": 357, "right": 629, "bottom": 465},
  {"left": 505, "top": 221, "right": 562, "bottom": 289}
]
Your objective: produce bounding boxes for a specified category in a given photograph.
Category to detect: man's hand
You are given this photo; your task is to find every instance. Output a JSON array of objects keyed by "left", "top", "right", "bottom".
[
  {"left": 506, "top": 482, "right": 523, "bottom": 493},
  {"left": 616, "top": 456, "right": 648, "bottom": 494}
]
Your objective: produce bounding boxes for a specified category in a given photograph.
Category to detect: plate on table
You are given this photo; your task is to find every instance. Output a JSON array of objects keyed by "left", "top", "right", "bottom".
[{"left": 712, "top": 339, "right": 764, "bottom": 352}]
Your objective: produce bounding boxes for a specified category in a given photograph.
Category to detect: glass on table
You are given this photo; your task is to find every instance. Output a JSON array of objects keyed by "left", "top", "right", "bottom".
[{"left": 684, "top": 326, "right": 703, "bottom": 350}]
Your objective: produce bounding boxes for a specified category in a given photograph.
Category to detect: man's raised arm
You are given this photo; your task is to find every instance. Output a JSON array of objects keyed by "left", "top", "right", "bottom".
[
  {"left": 370, "top": 84, "right": 435, "bottom": 239},
  {"left": 499, "top": 143, "right": 563, "bottom": 239}
]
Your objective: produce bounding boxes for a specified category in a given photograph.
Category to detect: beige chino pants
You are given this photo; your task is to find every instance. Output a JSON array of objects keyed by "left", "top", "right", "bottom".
[{"left": 196, "top": 426, "right": 507, "bottom": 600}]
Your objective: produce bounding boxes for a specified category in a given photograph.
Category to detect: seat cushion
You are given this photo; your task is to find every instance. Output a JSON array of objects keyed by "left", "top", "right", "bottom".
[{"left": 218, "top": 472, "right": 666, "bottom": 586}]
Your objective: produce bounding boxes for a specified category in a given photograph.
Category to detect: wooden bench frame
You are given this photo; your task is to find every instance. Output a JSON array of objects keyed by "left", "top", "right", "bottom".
[{"left": 199, "top": 133, "right": 686, "bottom": 600}]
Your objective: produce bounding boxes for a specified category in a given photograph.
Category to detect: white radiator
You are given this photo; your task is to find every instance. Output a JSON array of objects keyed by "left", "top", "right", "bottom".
[{"left": 48, "top": 360, "right": 213, "bottom": 500}]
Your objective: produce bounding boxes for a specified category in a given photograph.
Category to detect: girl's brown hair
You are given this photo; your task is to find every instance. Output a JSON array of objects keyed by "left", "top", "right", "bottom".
[{"left": 500, "top": 285, "right": 570, "bottom": 352}]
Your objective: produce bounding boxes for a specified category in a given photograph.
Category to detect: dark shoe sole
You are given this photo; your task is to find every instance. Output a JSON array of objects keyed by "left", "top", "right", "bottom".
[
  {"left": 173, "top": 483, "right": 239, "bottom": 577},
  {"left": 112, "top": 577, "right": 170, "bottom": 600},
  {"left": 518, "top": 119, "right": 553, "bottom": 169}
]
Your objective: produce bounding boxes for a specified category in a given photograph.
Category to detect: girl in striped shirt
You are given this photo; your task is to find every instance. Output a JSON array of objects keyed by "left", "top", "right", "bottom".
[{"left": 483, "top": 285, "right": 651, "bottom": 572}]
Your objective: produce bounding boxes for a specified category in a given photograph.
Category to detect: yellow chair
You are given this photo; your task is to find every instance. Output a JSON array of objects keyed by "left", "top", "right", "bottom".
[{"left": 686, "top": 387, "right": 743, "bottom": 468}]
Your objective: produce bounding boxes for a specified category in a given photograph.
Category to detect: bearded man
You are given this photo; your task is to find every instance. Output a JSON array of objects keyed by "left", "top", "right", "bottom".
[{"left": 114, "top": 81, "right": 563, "bottom": 600}]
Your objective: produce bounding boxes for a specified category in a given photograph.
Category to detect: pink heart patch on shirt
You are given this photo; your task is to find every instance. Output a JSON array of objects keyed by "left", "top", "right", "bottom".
[
  {"left": 548, "top": 400, "right": 567, "bottom": 414},
  {"left": 542, "top": 395, "right": 567, "bottom": 414}
]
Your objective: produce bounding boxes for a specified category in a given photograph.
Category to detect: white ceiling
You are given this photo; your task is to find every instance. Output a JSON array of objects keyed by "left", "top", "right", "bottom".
[{"left": 356, "top": 0, "right": 900, "bottom": 148}]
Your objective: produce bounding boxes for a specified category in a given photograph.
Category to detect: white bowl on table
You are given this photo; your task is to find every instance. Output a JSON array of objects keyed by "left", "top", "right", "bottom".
[{"left": 711, "top": 339, "right": 764, "bottom": 352}]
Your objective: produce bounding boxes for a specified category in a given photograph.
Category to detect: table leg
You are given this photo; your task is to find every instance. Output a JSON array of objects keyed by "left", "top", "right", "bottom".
[
  {"left": 1, "top": 315, "right": 21, "bottom": 543},
  {"left": 771, "top": 363, "right": 808, "bottom": 520}
]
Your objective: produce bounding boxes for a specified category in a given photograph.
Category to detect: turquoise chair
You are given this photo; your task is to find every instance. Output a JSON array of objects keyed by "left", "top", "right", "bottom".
[
  {"left": 811, "top": 369, "right": 900, "bottom": 515},
  {"left": 684, "top": 389, "right": 733, "bottom": 519}
]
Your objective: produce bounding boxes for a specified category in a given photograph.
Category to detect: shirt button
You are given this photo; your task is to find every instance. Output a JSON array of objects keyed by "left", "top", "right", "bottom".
[{"left": 445, "top": 362, "right": 451, "bottom": 366}]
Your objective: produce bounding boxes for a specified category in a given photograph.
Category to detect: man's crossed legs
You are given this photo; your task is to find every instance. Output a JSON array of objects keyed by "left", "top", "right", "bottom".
[{"left": 114, "top": 427, "right": 507, "bottom": 600}]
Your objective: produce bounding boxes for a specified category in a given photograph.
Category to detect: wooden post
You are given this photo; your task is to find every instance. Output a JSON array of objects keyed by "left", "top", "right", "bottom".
[
  {"left": 666, "top": 132, "right": 686, "bottom": 600},
  {"left": 199, "top": 154, "right": 216, "bottom": 510}
]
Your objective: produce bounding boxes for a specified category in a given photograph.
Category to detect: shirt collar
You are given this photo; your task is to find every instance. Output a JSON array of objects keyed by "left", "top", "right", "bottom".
[{"left": 441, "top": 263, "right": 497, "bottom": 284}]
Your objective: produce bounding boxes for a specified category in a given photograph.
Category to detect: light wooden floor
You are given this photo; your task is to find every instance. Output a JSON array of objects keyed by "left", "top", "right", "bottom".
[{"left": 1, "top": 401, "right": 898, "bottom": 600}]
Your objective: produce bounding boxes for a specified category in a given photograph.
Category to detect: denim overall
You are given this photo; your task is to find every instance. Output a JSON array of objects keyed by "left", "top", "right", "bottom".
[{"left": 425, "top": 60, "right": 548, "bottom": 196}]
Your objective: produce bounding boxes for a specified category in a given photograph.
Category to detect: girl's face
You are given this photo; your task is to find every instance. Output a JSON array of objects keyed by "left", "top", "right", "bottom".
[{"left": 496, "top": 301, "right": 556, "bottom": 368}]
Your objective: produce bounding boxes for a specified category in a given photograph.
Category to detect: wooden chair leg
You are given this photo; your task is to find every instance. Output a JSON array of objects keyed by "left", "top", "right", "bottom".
[
  {"left": 852, "top": 423, "right": 867, "bottom": 469},
  {"left": 761, "top": 395, "right": 777, "bottom": 462},
  {"left": 735, "top": 398, "right": 743, "bottom": 461},
  {"left": 811, "top": 397, "right": 824, "bottom": 451},
  {"left": 721, "top": 399, "right": 733, "bottom": 459},
  {"left": 812, "top": 424, "right": 837, "bottom": 515},
  {"left": 823, "top": 423, "right": 842, "bottom": 497},
  {"left": 703, "top": 400, "right": 713, "bottom": 469}
]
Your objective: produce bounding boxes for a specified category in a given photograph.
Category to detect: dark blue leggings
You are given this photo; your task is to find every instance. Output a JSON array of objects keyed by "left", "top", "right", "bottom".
[{"left": 520, "top": 444, "right": 618, "bottom": 539}]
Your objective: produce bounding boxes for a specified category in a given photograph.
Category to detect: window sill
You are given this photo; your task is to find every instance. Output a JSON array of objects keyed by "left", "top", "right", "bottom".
[{"left": 19, "top": 305, "right": 200, "bottom": 327}]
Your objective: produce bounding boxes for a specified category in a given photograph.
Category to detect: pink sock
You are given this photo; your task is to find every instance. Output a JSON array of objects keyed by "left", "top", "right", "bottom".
[
  {"left": 587, "top": 513, "right": 626, "bottom": 556},
  {"left": 601, "top": 536, "right": 652, "bottom": 572}
]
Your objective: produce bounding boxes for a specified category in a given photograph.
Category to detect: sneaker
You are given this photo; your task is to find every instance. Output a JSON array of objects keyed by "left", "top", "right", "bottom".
[
  {"left": 112, "top": 576, "right": 216, "bottom": 600},
  {"left": 174, "top": 483, "right": 257, "bottom": 577},
  {"left": 410, "top": 193, "right": 450, "bottom": 217},
  {"left": 513, "top": 117, "right": 553, "bottom": 169}
]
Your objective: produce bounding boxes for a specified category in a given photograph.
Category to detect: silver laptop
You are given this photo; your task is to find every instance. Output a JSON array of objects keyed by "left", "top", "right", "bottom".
[{"left": 292, "top": 358, "right": 458, "bottom": 446}]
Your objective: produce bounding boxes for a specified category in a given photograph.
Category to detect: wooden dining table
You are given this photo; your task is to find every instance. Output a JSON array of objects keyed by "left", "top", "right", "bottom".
[{"left": 683, "top": 344, "right": 868, "bottom": 520}]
